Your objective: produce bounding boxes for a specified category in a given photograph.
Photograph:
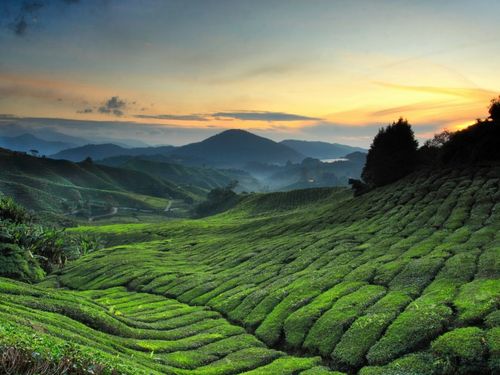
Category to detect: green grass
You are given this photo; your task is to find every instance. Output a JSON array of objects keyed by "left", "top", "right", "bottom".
[{"left": 1, "top": 164, "right": 499, "bottom": 373}]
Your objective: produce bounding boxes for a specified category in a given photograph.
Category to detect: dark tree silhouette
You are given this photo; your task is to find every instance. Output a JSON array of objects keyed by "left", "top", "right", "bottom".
[
  {"left": 489, "top": 96, "right": 500, "bottom": 123},
  {"left": 362, "top": 118, "right": 418, "bottom": 187}
]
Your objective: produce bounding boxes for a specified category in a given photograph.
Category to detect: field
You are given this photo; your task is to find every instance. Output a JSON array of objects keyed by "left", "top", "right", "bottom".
[{"left": 1, "top": 165, "right": 499, "bottom": 374}]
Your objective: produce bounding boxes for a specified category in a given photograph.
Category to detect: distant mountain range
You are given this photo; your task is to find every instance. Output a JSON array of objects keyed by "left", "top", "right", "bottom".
[
  {"left": 50, "top": 143, "right": 175, "bottom": 162},
  {"left": 280, "top": 139, "right": 366, "bottom": 159},
  {"left": 49, "top": 129, "right": 364, "bottom": 169},
  {"left": 0, "top": 134, "right": 77, "bottom": 155}
]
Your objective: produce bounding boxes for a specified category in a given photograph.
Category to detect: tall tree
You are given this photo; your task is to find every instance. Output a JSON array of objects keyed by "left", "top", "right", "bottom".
[{"left": 362, "top": 118, "right": 418, "bottom": 187}]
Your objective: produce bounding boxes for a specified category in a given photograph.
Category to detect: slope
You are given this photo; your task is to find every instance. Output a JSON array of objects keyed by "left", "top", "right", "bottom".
[
  {"left": 0, "top": 148, "right": 195, "bottom": 215},
  {"left": 0, "top": 278, "right": 330, "bottom": 374},
  {"left": 43, "top": 164, "right": 500, "bottom": 374}
]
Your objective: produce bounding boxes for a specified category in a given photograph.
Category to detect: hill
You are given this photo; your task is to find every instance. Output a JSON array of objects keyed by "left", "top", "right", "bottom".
[
  {"left": 50, "top": 143, "right": 175, "bottom": 162},
  {"left": 171, "top": 129, "right": 305, "bottom": 167},
  {"left": 99, "top": 156, "right": 262, "bottom": 193},
  {"left": 280, "top": 139, "right": 366, "bottom": 160},
  {"left": 0, "top": 148, "right": 196, "bottom": 219},
  {"left": 12, "top": 163, "right": 495, "bottom": 374},
  {"left": 0, "top": 133, "right": 76, "bottom": 155}
]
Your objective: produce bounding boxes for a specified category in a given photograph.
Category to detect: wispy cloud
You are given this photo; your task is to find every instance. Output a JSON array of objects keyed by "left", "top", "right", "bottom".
[
  {"left": 212, "top": 111, "right": 321, "bottom": 122},
  {"left": 135, "top": 114, "right": 208, "bottom": 121},
  {"left": 374, "top": 82, "right": 497, "bottom": 100},
  {"left": 371, "top": 100, "right": 465, "bottom": 117}
]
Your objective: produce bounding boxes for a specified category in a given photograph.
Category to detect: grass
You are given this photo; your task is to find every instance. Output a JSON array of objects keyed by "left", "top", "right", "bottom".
[{"left": 1, "top": 164, "right": 499, "bottom": 373}]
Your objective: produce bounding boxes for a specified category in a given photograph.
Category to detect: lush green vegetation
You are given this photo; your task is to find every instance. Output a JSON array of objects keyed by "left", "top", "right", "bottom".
[
  {"left": 0, "top": 196, "right": 100, "bottom": 282},
  {"left": 7, "top": 164, "right": 490, "bottom": 374},
  {"left": 0, "top": 147, "right": 204, "bottom": 221},
  {"left": 1, "top": 145, "right": 499, "bottom": 373}
]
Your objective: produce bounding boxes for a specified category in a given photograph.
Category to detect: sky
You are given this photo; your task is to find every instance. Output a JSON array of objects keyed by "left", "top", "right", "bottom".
[{"left": 0, "top": 0, "right": 499, "bottom": 147}]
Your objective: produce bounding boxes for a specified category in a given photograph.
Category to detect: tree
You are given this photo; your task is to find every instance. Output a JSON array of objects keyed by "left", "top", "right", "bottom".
[
  {"left": 489, "top": 96, "right": 500, "bottom": 123},
  {"left": 362, "top": 118, "right": 418, "bottom": 187}
]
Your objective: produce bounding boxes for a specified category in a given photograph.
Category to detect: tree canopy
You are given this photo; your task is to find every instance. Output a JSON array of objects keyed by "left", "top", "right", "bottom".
[{"left": 361, "top": 118, "right": 419, "bottom": 187}]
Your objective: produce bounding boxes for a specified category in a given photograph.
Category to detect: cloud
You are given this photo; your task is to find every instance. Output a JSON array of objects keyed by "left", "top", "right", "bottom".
[
  {"left": 77, "top": 108, "right": 92, "bottom": 114},
  {"left": 3, "top": 0, "right": 81, "bottom": 36},
  {"left": 98, "top": 96, "right": 126, "bottom": 117},
  {"left": 374, "top": 82, "right": 497, "bottom": 100},
  {"left": 134, "top": 110, "right": 322, "bottom": 123},
  {"left": 10, "top": 1, "right": 44, "bottom": 36},
  {"left": 211, "top": 111, "right": 321, "bottom": 122},
  {"left": 371, "top": 101, "right": 465, "bottom": 117},
  {"left": 135, "top": 114, "right": 208, "bottom": 121}
]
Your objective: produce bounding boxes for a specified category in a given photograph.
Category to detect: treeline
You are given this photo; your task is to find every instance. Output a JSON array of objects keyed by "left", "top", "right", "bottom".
[
  {"left": 351, "top": 97, "right": 500, "bottom": 195},
  {"left": 0, "top": 197, "right": 101, "bottom": 282}
]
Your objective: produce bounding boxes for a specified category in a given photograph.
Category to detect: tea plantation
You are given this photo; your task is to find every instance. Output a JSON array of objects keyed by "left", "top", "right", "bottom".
[{"left": 1, "top": 165, "right": 499, "bottom": 374}]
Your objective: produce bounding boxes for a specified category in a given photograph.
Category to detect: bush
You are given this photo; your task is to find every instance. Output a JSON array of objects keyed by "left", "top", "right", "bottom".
[
  {"left": 454, "top": 279, "right": 500, "bottom": 324},
  {"left": 367, "top": 294, "right": 453, "bottom": 365},
  {"left": 0, "top": 196, "right": 101, "bottom": 281},
  {"left": 195, "top": 181, "right": 240, "bottom": 217},
  {"left": 0, "top": 197, "right": 31, "bottom": 224},
  {"left": 431, "top": 327, "right": 488, "bottom": 374}
]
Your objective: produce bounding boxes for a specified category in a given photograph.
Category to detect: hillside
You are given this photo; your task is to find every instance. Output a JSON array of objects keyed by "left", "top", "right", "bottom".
[
  {"left": 171, "top": 129, "right": 304, "bottom": 167},
  {"left": 99, "top": 156, "right": 262, "bottom": 193},
  {"left": 281, "top": 140, "right": 366, "bottom": 160},
  {"left": 8, "top": 164, "right": 494, "bottom": 374},
  {"left": 0, "top": 148, "right": 196, "bottom": 218}
]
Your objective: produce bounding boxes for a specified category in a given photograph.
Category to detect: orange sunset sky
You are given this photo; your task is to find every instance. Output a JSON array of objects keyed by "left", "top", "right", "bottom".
[{"left": 1, "top": 0, "right": 499, "bottom": 146}]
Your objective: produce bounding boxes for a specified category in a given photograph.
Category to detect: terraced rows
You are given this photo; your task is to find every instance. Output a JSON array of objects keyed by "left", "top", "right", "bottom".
[
  {"left": 47, "top": 165, "right": 500, "bottom": 373},
  {"left": 0, "top": 278, "right": 334, "bottom": 374}
]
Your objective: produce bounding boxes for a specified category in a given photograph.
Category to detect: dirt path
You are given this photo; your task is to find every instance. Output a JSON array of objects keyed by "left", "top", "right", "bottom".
[{"left": 88, "top": 207, "right": 118, "bottom": 222}]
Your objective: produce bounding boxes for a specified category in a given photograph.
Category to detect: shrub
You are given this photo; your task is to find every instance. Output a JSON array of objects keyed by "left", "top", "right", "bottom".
[
  {"left": 303, "top": 285, "right": 386, "bottom": 356},
  {"left": 0, "top": 197, "right": 31, "bottom": 224},
  {"left": 431, "top": 327, "right": 488, "bottom": 374},
  {"left": 367, "top": 294, "right": 453, "bottom": 365},
  {"left": 331, "top": 292, "right": 411, "bottom": 368},
  {"left": 454, "top": 279, "right": 500, "bottom": 324}
]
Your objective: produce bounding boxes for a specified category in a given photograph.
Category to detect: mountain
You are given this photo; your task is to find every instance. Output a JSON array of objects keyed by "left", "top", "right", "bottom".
[
  {"left": 280, "top": 139, "right": 366, "bottom": 160},
  {"left": 171, "top": 129, "right": 304, "bottom": 167},
  {"left": 0, "top": 134, "right": 76, "bottom": 155},
  {"left": 50, "top": 143, "right": 175, "bottom": 162}
]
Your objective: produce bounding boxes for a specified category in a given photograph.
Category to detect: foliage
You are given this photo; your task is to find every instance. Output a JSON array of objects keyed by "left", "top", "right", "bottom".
[
  {"left": 361, "top": 118, "right": 419, "bottom": 187},
  {"left": 0, "top": 196, "right": 32, "bottom": 224},
  {"left": 0, "top": 197, "right": 101, "bottom": 282},
  {"left": 1, "top": 162, "right": 499, "bottom": 374},
  {"left": 489, "top": 96, "right": 500, "bottom": 123},
  {"left": 194, "top": 180, "right": 240, "bottom": 217},
  {"left": 431, "top": 327, "right": 488, "bottom": 374}
]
